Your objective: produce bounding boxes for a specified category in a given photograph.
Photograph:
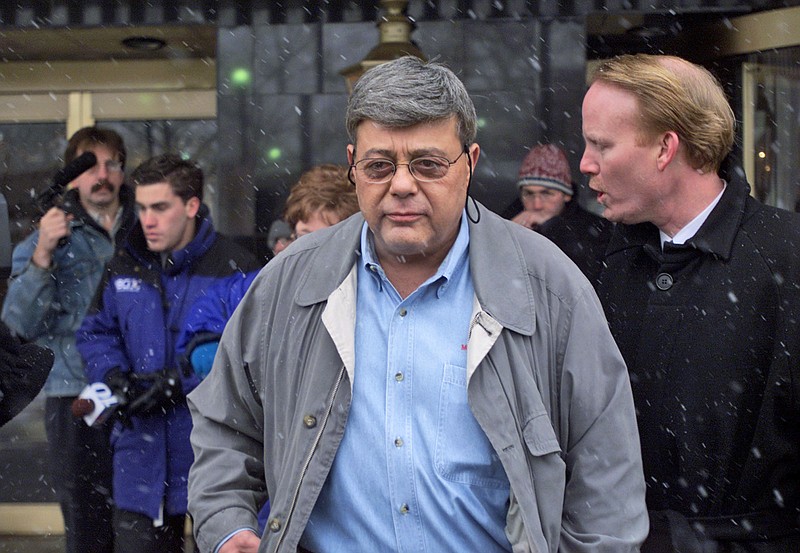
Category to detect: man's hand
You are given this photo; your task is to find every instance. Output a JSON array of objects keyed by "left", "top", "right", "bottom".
[
  {"left": 105, "top": 368, "right": 185, "bottom": 425},
  {"left": 511, "top": 210, "right": 541, "bottom": 230},
  {"left": 32, "top": 207, "right": 72, "bottom": 268},
  {"left": 219, "top": 530, "right": 260, "bottom": 553},
  {"left": 126, "top": 368, "right": 184, "bottom": 416}
]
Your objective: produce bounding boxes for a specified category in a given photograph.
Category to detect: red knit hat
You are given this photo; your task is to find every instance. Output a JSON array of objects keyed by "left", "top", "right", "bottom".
[{"left": 516, "top": 144, "right": 573, "bottom": 195}]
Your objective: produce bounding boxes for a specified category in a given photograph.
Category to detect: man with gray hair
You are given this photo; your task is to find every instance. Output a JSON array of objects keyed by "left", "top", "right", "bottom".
[{"left": 187, "top": 56, "right": 647, "bottom": 553}]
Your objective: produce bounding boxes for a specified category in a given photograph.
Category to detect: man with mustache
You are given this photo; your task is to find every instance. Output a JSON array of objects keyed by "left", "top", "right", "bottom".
[
  {"left": 2, "top": 126, "right": 136, "bottom": 553},
  {"left": 582, "top": 54, "right": 800, "bottom": 550}
]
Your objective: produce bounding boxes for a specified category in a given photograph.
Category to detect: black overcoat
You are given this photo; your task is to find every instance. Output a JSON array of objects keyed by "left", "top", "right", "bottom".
[{"left": 598, "top": 170, "right": 800, "bottom": 549}]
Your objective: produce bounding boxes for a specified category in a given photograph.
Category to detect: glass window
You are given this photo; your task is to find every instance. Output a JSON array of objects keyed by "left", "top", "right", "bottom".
[
  {"left": 743, "top": 48, "right": 800, "bottom": 212},
  {"left": 0, "top": 123, "right": 67, "bottom": 245}
]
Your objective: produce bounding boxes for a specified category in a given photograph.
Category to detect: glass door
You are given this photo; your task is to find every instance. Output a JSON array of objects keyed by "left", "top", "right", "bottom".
[{"left": 742, "top": 51, "right": 800, "bottom": 212}]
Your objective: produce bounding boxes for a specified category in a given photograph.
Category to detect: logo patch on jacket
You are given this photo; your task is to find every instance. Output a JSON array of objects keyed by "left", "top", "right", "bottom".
[{"left": 114, "top": 277, "right": 142, "bottom": 292}]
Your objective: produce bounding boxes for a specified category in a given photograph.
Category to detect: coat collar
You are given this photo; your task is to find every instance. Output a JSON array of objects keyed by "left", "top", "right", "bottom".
[
  {"left": 296, "top": 201, "right": 537, "bottom": 336},
  {"left": 607, "top": 170, "right": 751, "bottom": 262},
  {"left": 126, "top": 203, "right": 216, "bottom": 275}
]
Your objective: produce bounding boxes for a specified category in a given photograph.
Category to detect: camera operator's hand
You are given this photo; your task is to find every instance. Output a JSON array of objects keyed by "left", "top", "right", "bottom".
[{"left": 32, "top": 207, "right": 73, "bottom": 268}]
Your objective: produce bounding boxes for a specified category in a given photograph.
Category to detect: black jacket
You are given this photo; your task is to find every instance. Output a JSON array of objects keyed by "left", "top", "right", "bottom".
[
  {"left": 504, "top": 197, "right": 612, "bottom": 284},
  {"left": 61, "top": 184, "right": 137, "bottom": 244},
  {"left": 0, "top": 321, "right": 54, "bottom": 427},
  {"left": 538, "top": 199, "right": 612, "bottom": 284},
  {"left": 597, "top": 171, "right": 800, "bottom": 548}
]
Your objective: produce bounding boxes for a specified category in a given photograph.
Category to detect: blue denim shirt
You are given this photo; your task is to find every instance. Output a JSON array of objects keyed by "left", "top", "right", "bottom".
[{"left": 1, "top": 187, "right": 134, "bottom": 396}]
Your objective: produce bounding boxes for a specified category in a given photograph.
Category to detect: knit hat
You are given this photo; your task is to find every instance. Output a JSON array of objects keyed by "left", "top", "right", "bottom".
[{"left": 516, "top": 144, "right": 573, "bottom": 195}]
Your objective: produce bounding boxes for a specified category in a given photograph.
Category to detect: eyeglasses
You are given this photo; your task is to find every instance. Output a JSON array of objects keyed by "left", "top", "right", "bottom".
[
  {"left": 350, "top": 150, "right": 466, "bottom": 185},
  {"left": 90, "top": 160, "right": 124, "bottom": 174},
  {"left": 520, "top": 188, "right": 562, "bottom": 201}
]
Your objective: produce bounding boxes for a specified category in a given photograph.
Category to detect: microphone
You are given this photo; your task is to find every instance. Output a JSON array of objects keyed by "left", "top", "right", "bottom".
[
  {"left": 72, "top": 382, "right": 122, "bottom": 427},
  {"left": 36, "top": 151, "right": 98, "bottom": 214},
  {"left": 53, "top": 151, "right": 98, "bottom": 189}
]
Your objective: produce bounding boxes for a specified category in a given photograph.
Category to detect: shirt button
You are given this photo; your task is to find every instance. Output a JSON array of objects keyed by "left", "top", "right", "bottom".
[
  {"left": 395, "top": 372, "right": 404, "bottom": 382},
  {"left": 656, "top": 273, "right": 674, "bottom": 291},
  {"left": 399, "top": 308, "right": 407, "bottom": 317},
  {"left": 268, "top": 518, "right": 282, "bottom": 532},
  {"left": 399, "top": 503, "right": 409, "bottom": 514},
  {"left": 303, "top": 414, "right": 317, "bottom": 428},
  {"left": 394, "top": 437, "right": 403, "bottom": 447}
]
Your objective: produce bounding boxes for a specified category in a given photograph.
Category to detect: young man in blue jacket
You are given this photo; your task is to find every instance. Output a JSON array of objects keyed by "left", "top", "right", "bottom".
[
  {"left": 2, "top": 126, "right": 135, "bottom": 553},
  {"left": 77, "top": 153, "right": 259, "bottom": 553}
]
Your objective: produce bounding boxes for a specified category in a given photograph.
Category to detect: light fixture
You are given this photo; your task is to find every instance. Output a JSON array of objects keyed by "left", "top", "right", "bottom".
[
  {"left": 122, "top": 36, "right": 167, "bottom": 51},
  {"left": 339, "top": 0, "right": 427, "bottom": 93}
]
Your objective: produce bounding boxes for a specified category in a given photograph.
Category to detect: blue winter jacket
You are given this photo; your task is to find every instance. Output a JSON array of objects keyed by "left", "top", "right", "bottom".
[
  {"left": 177, "top": 269, "right": 258, "bottom": 358},
  {"left": 1, "top": 186, "right": 136, "bottom": 396},
  {"left": 76, "top": 205, "right": 259, "bottom": 520}
]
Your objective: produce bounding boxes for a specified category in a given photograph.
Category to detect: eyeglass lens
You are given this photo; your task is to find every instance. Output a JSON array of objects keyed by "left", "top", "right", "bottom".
[
  {"left": 356, "top": 152, "right": 463, "bottom": 183},
  {"left": 90, "top": 160, "right": 123, "bottom": 173}
]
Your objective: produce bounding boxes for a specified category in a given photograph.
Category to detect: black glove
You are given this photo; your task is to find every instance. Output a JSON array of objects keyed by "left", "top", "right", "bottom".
[
  {"left": 104, "top": 367, "right": 184, "bottom": 422},
  {"left": 126, "top": 368, "right": 185, "bottom": 417},
  {"left": 104, "top": 367, "right": 134, "bottom": 402},
  {"left": 102, "top": 368, "right": 136, "bottom": 427}
]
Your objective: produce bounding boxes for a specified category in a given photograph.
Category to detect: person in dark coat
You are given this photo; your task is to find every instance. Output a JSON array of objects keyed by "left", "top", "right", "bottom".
[
  {"left": 507, "top": 143, "right": 611, "bottom": 283},
  {"left": 0, "top": 320, "right": 54, "bottom": 427},
  {"left": 581, "top": 53, "right": 800, "bottom": 551}
]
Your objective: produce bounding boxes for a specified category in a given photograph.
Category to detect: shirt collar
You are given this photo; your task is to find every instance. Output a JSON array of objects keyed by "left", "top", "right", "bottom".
[
  {"left": 608, "top": 172, "right": 750, "bottom": 262},
  {"left": 660, "top": 181, "right": 726, "bottom": 248},
  {"left": 87, "top": 206, "right": 123, "bottom": 236}
]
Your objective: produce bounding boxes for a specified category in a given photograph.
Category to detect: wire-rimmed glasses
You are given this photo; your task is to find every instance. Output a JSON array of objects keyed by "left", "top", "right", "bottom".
[{"left": 350, "top": 149, "right": 466, "bottom": 185}]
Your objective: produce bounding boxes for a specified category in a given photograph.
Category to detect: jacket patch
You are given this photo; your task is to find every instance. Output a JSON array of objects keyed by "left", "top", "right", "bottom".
[{"left": 113, "top": 277, "right": 142, "bottom": 292}]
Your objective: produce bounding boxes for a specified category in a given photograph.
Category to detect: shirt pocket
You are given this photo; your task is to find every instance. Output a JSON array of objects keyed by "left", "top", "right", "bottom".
[{"left": 434, "top": 363, "right": 509, "bottom": 489}]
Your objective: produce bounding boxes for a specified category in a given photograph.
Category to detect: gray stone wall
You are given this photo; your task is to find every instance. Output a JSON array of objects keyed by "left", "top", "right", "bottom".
[{"left": 215, "top": 16, "right": 587, "bottom": 235}]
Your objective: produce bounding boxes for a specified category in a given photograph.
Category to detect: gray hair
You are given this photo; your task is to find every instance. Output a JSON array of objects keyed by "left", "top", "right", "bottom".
[{"left": 345, "top": 56, "right": 477, "bottom": 148}]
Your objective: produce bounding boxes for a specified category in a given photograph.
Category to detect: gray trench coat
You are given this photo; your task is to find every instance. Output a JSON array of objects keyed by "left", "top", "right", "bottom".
[{"left": 188, "top": 205, "right": 648, "bottom": 553}]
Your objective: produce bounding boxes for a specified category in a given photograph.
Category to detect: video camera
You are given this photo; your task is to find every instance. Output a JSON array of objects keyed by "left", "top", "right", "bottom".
[{"left": 34, "top": 151, "right": 97, "bottom": 215}]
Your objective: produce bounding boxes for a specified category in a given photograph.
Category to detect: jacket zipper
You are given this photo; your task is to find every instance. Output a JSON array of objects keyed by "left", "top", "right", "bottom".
[{"left": 274, "top": 364, "right": 347, "bottom": 551}]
